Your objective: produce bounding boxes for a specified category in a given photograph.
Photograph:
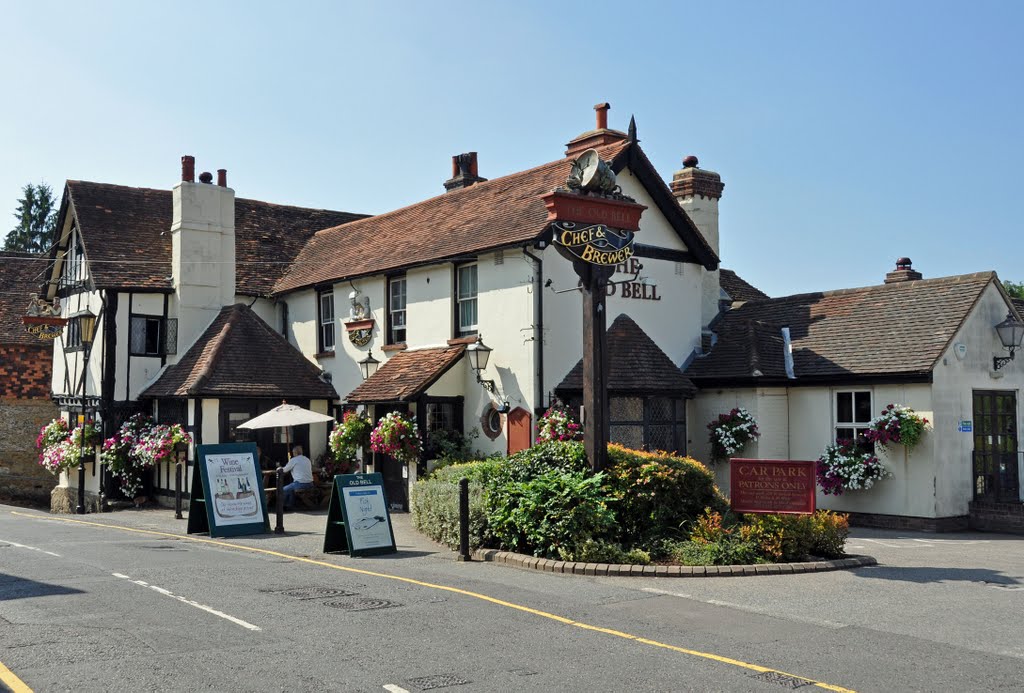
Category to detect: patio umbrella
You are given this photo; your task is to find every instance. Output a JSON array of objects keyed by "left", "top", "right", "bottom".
[{"left": 238, "top": 403, "right": 335, "bottom": 456}]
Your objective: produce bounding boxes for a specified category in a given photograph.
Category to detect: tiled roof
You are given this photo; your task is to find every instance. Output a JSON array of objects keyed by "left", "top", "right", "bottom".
[
  {"left": 275, "top": 141, "right": 719, "bottom": 294},
  {"left": 555, "top": 314, "right": 697, "bottom": 397},
  {"left": 141, "top": 303, "right": 336, "bottom": 399},
  {"left": 63, "top": 181, "right": 365, "bottom": 294},
  {"left": 687, "top": 272, "right": 997, "bottom": 384},
  {"left": 0, "top": 252, "right": 48, "bottom": 344},
  {"left": 346, "top": 345, "right": 466, "bottom": 403},
  {"left": 720, "top": 269, "right": 769, "bottom": 302},
  {"left": 1012, "top": 297, "right": 1024, "bottom": 315}
]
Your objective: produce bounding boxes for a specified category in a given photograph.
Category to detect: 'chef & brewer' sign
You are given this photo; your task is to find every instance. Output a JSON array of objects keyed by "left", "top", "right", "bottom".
[
  {"left": 552, "top": 220, "right": 635, "bottom": 266},
  {"left": 730, "top": 459, "right": 816, "bottom": 514}
]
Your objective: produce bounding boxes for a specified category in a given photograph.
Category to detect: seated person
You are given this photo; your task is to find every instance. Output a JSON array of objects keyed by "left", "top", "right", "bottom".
[{"left": 278, "top": 445, "right": 314, "bottom": 510}]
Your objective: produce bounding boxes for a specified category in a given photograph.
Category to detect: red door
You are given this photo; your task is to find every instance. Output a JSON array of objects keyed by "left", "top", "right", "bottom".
[{"left": 507, "top": 407, "right": 532, "bottom": 455}]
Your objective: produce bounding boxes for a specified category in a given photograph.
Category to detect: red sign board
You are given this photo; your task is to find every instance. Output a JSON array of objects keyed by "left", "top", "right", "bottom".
[{"left": 730, "top": 459, "right": 816, "bottom": 515}]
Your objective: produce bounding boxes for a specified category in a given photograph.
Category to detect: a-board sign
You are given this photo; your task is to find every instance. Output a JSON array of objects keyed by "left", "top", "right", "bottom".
[
  {"left": 188, "top": 443, "right": 269, "bottom": 538},
  {"left": 323, "top": 473, "right": 397, "bottom": 556},
  {"left": 730, "top": 459, "right": 816, "bottom": 515}
]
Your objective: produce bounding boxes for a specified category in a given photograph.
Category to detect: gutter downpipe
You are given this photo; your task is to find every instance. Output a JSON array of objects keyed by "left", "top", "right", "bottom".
[{"left": 523, "top": 246, "right": 544, "bottom": 420}]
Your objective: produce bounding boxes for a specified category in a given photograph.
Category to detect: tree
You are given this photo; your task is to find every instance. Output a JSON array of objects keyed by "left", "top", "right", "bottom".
[
  {"left": 1003, "top": 280, "right": 1024, "bottom": 300},
  {"left": 4, "top": 182, "right": 57, "bottom": 253}
]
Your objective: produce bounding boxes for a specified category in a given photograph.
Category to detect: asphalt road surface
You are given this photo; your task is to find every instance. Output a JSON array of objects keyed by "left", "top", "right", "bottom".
[{"left": 1, "top": 505, "right": 1022, "bottom": 692}]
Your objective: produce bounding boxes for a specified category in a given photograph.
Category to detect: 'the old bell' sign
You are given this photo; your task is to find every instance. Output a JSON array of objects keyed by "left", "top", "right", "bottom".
[{"left": 730, "top": 459, "right": 816, "bottom": 515}]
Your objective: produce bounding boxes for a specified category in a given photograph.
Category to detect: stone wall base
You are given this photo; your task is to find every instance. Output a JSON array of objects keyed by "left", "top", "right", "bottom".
[
  {"left": 50, "top": 486, "right": 102, "bottom": 514},
  {"left": 969, "top": 501, "right": 1024, "bottom": 534},
  {"left": 844, "top": 511, "right": 969, "bottom": 533}
]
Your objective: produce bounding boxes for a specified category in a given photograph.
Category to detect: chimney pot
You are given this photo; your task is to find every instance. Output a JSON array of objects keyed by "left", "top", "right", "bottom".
[
  {"left": 217, "top": 169, "right": 227, "bottom": 187},
  {"left": 895, "top": 257, "right": 912, "bottom": 270},
  {"left": 444, "top": 152, "right": 487, "bottom": 192},
  {"left": 468, "top": 152, "right": 478, "bottom": 177},
  {"left": 199, "top": 171, "right": 213, "bottom": 184},
  {"left": 451, "top": 155, "right": 459, "bottom": 178},
  {"left": 682, "top": 155, "right": 699, "bottom": 168},
  {"left": 594, "top": 102, "right": 610, "bottom": 130},
  {"left": 884, "top": 258, "right": 923, "bottom": 283},
  {"left": 181, "top": 155, "right": 195, "bottom": 183}
]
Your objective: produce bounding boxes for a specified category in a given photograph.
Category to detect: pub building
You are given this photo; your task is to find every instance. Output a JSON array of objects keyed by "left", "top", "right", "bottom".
[{"left": 28, "top": 103, "right": 1024, "bottom": 531}]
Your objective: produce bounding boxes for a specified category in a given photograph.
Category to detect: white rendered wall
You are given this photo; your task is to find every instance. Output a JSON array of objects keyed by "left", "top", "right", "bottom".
[
  {"left": 674, "top": 175, "right": 721, "bottom": 331},
  {"left": 125, "top": 293, "right": 167, "bottom": 400},
  {"left": 932, "top": 281, "right": 1024, "bottom": 510}
]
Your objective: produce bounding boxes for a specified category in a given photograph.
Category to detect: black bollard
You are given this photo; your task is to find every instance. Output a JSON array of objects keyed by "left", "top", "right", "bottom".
[
  {"left": 458, "top": 477, "right": 470, "bottom": 562},
  {"left": 76, "top": 462, "right": 86, "bottom": 514},
  {"left": 274, "top": 468, "right": 284, "bottom": 534},
  {"left": 174, "top": 462, "right": 183, "bottom": 519}
]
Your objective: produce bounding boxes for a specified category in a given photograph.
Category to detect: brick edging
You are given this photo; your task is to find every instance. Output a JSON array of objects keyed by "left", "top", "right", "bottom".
[{"left": 469, "top": 549, "right": 876, "bottom": 576}]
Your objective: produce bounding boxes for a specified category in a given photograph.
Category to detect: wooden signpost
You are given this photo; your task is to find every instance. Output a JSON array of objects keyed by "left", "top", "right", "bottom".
[
  {"left": 188, "top": 442, "right": 270, "bottom": 537},
  {"left": 729, "top": 459, "right": 816, "bottom": 515},
  {"left": 323, "top": 473, "right": 397, "bottom": 556}
]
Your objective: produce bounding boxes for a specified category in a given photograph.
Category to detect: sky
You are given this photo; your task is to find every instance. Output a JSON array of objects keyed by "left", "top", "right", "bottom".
[{"left": 2, "top": 1, "right": 1022, "bottom": 298}]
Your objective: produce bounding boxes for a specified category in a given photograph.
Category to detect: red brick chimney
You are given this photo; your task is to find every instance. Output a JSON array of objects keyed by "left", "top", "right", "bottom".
[
  {"left": 565, "top": 102, "right": 628, "bottom": 157},
  {"left": 444, "top": 152, "right": 487, "bottom": 192},
  {"left": 217, "top": 169, "right": 227, "bottom": 187},
  {"left": 181, "top": 155, "right": 195, "bottom": 183},
  {"left": 884, "top": 257, "right": 923, "bottom": 283}
]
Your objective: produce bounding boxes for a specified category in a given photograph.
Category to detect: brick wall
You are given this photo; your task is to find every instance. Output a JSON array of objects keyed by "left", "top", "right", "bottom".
[
  {"left": 845, "top": 510, "right": 969, "bottom": 533},
  {"left": 0, "top": 397, "right": 60, "bottom": 502},
  {"left": 0, "top": 344, "right": 52, "bottom": 398},
  {"left": 969, "top": 501, "right": 1024, "bottom": 535}
]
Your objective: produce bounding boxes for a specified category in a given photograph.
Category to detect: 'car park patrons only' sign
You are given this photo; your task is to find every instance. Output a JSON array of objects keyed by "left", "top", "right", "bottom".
[{"left": 730, "top": 459, "right": 816, "bottom": 514}]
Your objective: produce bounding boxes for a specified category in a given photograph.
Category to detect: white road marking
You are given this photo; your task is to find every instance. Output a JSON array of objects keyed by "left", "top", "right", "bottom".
[
  {"left": 112, "top": 573, "right": 261, "bottom": 631},
  {"left": 383, "top": 685, "right": 410, "bottom": 693},
  {"left": 912, "top": 538, "right": 990, "bottom": 545},
  {"left": 860, "top": 538, "right": 902, "bottom": 548},
  {"left": 0, "top": 539, "right": 61, "bottom": 557},
  {"left": 642, "top": 587, "right": 849, "bottom": 629}
]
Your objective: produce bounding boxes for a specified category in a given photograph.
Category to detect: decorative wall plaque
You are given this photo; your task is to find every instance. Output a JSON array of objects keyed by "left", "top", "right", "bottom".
[{"left": 345, "top": 319, "right": 374, "bottom": 347}]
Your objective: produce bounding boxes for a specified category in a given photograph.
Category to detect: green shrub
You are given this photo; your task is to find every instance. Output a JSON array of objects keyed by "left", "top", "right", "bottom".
[
  {"left": 492, "top": 440, "right": 589, "bottom": 484},
  {"left": 808, "top": 511, "right": 849, "bottom": 558},
  {"left": 667, "top": 537, "right": 762, "bottom": 566},
  {"left": 485, "top": 468, "right": 616, "bottom": 559},
  {"left": 566, "top": 539, "right": 651, "bottom": 565},
  {"left": 411, "top": 458, "right": 500, "bottom": 550},
  {"left": 603, "top": 444, "right": 728, "bottom": 548}
]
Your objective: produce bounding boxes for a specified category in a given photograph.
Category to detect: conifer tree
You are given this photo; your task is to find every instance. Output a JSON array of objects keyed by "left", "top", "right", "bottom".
[{"left": 4, "top": 182, "right": 57, "bottom": 253}]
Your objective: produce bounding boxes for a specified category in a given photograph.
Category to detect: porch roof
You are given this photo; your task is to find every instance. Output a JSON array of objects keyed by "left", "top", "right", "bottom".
[
  {"left": 141, "top": 303, "right": 337, "bottom": 400},
  {"left": 346, "top": 345, "right": 466, "bottom": 403}
]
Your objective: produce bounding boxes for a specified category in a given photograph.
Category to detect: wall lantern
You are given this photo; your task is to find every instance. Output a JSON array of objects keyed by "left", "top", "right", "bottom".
[
  {"left": 993, "top": 311, "right": 1024, "bottom": 370},
  {"left": 71, "top": 308, "right": 98, "bottom": 346},
  {"left": 466, "top": 337, "right": 496, "bottom": 392},
  {"left": 359, "top": 352, "right": 380, "bottom": 380}
]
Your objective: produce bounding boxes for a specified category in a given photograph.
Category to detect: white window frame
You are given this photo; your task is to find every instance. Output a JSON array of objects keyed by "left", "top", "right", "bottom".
[
  {"left": 318, "top": 288, "right": 335, "bottom": 353},
  {"left": 456, "top": 263, "right": 478, "bottom": 337},
  {"left": 388, "top": 276, "right": 407, "bottom": 344},
  {"left": 834, "top": 389, "right": 873, "bottom": 447}
]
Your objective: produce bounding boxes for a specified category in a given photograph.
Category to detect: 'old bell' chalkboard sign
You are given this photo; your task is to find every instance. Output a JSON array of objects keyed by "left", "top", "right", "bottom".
[{"left": 323, "top": 473, "right": 397, "bottom": 556}]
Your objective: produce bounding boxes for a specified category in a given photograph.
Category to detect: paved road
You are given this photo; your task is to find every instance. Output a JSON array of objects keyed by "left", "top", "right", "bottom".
[{"left": 1, "top": 505, "right": 1021, "bottom": 692}]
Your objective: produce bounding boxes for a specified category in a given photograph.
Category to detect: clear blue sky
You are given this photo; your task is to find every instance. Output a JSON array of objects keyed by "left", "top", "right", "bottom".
[{"left": 3, "top": 1, "right": 1021, "bottom": 297}]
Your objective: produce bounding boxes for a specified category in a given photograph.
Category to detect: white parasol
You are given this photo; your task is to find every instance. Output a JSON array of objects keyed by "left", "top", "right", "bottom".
[{"left": 238, "top": 403, "right": 335, "bottom": 456}]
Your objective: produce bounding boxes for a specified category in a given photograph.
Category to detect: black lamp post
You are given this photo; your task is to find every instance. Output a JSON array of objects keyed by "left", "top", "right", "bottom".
[
  {"left": 993, "top": 311, "right": 1024, "bottom": 371},
  {"left": 466, "top": 337, "right": 496, "bottom": 392},
  {"left": 358, "top": 352, "right": 380, "bottom": 380},
  {"left": 72, "top": 308, "right": 98, "bottom": 515}
]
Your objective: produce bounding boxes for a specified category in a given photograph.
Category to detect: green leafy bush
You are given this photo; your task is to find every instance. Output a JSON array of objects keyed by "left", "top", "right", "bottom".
[
  {"left": 491, "top": 440, "right": 589, "bottom": 484},
  {"left": 567, "top": 539, "right": 651, "bottom": 565},
  {"left": 807, "top": 511, "right": 849, "bottom": 558},
  {"left": 410, "top": 458, "right": 504, "bottom": 550},
  {"left": 485, "top": 469, "right": 615, "bottom": 559},
  {"left": 603, "top": 444, "right": 728, "bottom": 548}
]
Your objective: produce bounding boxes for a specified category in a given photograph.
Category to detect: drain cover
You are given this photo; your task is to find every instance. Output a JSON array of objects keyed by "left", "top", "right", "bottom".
[
  {"left": 278, "top": 587, "right": 358, "bottom": 600},
  {"left": 749, "top": 671, "right": 813, "bottom": 688},
  {"left": 407, "top": 674, "right": 469, "bottom": 690},
  {"left": 322, "top": 598, "right": 401, "bottom": 611}
]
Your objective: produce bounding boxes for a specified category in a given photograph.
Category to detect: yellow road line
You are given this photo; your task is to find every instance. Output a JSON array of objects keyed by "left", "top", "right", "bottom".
[
  {"left": 0, "top": 659, "right": 33, "bottom": 693},
  {"left": 9, "top": 510, "right": 854, "bottom": 692}
]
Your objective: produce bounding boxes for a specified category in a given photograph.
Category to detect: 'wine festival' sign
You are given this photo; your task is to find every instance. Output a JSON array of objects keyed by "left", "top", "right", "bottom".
[{"left": 189, "top": 443, "right": 270, "bottom": 537}]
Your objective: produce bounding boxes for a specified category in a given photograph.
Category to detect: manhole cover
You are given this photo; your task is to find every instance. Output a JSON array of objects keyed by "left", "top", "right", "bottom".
[
  {"left": 749, "top": 671, "right": 813, "bottom": 688},
  {"left": 407, "top": 674, "right": 469, "bottom": 690},
  {"left": 322, "top": 598, "right": 401, "bottom": 611},
  {"left": 278, "top": 587, "right": 358, "bottom": 600}
]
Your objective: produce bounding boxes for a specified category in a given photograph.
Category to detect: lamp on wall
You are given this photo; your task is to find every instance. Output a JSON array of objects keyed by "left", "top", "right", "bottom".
[
  {"left": 73, "top": 308, "right": 98, "bottom": 515},
  {"left": 993, "top": 311, "right": 1024, "bottom": 370},
  {"left": 466, "top": 337, "right": 496, "bottom": 392},
  {"left": 359, "top": 352, "right": 380, "bottom": 380}
]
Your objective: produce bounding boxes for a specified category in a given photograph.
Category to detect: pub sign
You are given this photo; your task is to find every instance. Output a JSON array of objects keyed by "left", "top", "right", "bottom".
[{"left": 730, "top": 459, "right": 816, "bottom": 515}]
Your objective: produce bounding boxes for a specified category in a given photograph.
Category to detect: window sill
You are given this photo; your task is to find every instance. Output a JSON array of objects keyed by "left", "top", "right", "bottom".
[
  {"left": 447, "top": 335, "right": 479, "bottom": 346},
  {"left": 381, "top": 343, "right": 407, "bottom": 353},
  {"left": 315, "top": 351, "right": 336, "bottom": 359}
]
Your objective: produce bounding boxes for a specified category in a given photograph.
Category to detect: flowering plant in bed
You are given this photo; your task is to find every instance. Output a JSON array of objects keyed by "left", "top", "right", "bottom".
[
  {"left": 816, "top": 440, "right": 890, "bottom": 495},
  {"left": 370, "top": 411, "right": 421, "bottom": 465},
  {"left": 707, "top": 407, "right": 760, "bottom": 461},
  {"left": 864, "top": 404, "right": 929, "bottom": 451}
]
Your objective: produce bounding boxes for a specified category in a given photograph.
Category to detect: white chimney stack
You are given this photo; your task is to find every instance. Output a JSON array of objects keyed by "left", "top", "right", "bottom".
[{"left": 671, "top": 155, "right": 724, "bottom": 331}]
